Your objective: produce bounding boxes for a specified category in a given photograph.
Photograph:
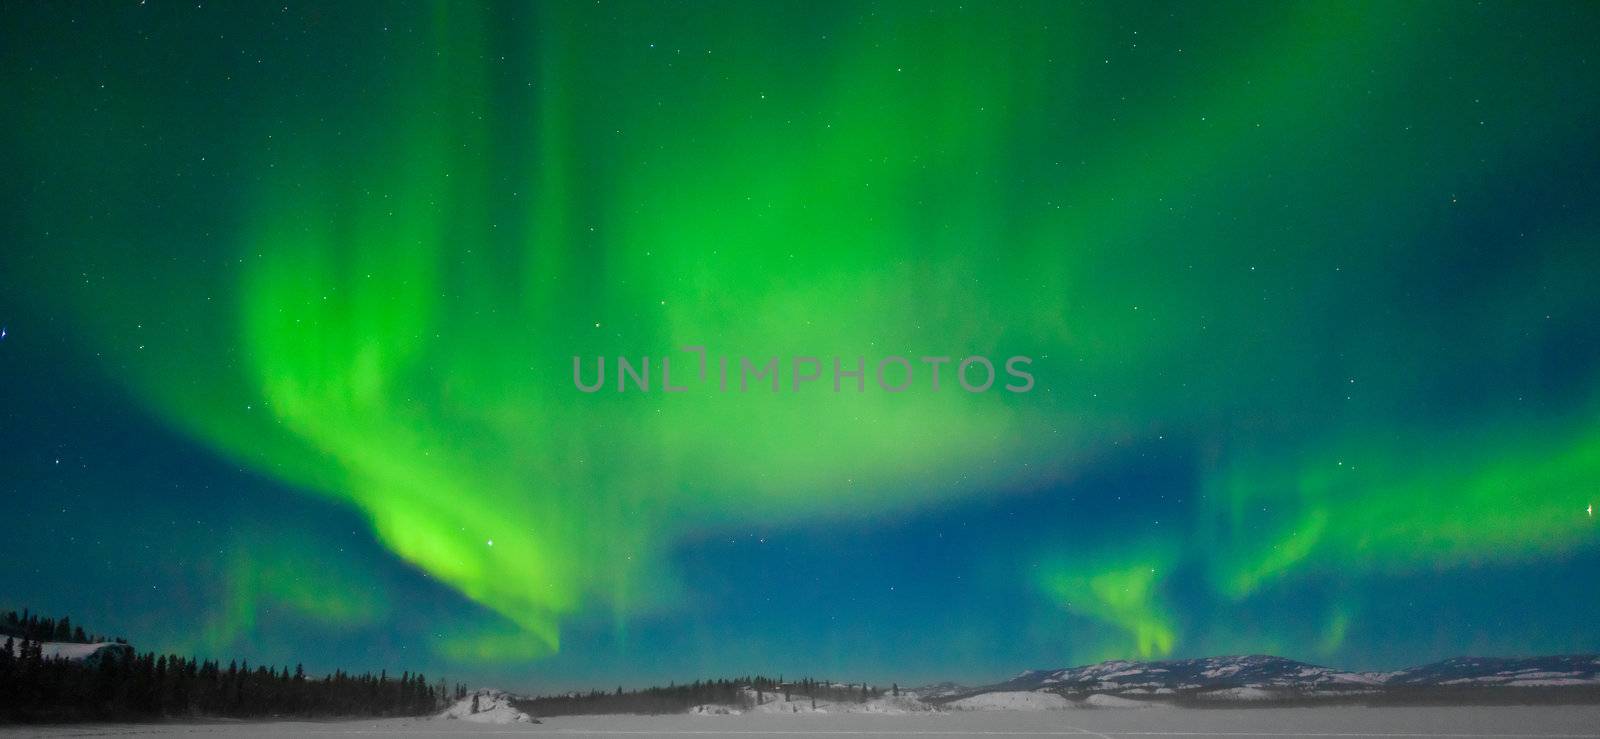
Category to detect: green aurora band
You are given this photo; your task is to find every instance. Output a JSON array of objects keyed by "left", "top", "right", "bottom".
[{"left": 4, "top": 0, "right": 1597, "bottom": 664}]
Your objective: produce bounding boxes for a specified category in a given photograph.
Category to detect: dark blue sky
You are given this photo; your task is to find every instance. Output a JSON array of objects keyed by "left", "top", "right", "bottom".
[{"left": 3, "top": 0, "right": 1599, "bottom": 693}]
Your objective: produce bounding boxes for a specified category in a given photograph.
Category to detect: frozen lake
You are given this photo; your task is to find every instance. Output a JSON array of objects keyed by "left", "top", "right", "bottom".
[{"left": 5, "top": 706, "right": 1600, "bottom": 738}]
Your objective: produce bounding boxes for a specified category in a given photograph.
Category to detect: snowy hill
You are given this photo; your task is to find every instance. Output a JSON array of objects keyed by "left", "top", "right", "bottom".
[
  {"left": 946, "top": 691, "right": 1074, "bottom": 711},
  {"left": 933, "top": 654, "right": 1600, "bottom": 709},
  {"left": 994, "top": 655, "right": 1384, "bottom": 694},
  {"left": 1389, "top": 656, "right": 1600, "bottom": 688},
  {"left": 437, "top": 689, "right": 538, "bottom": 724}
]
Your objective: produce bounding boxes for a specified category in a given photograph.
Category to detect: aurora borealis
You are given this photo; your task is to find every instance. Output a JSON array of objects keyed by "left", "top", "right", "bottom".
[{"left": 2, "top": 0, "right": 1598, "bottom": 690}]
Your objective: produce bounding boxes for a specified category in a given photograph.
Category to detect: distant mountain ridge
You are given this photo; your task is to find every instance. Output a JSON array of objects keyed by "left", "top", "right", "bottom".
[
  {"left": 1388, "top": 655, "right": 1600, "bottom": 687},
  {"left": 996, "top": 655, "right": 1385, "bottom": 692},
  {"left": 930, "top": 654, "right": 1600, "bottom": 706}
]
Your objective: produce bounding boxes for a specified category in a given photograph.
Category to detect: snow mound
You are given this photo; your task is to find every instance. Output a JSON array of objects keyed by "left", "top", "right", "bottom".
[
  {"left": 947, "top": 691, "right": 1073, "bottom": 711},
  {"left": 437, "top": 690, "right": 537, "bottom": 724},
  {"left": 854, "top": 693, "right": 933, "bottom": 714},
  {"left": 691, "top": 704, "right": 745, "bottom": 715}
]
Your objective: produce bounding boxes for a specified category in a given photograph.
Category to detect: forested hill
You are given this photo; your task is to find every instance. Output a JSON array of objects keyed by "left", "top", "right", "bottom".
[
  {"left": 517, "top": 676, "right": 903, "bottom": 716},
  {"left": 0, "top": 609, "right": 464, "bottom": 723}
]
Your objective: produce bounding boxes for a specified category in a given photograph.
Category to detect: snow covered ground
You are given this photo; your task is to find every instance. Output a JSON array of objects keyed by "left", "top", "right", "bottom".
[{"left": 7, "top": 705, "right": 1600, "bottom": 737}]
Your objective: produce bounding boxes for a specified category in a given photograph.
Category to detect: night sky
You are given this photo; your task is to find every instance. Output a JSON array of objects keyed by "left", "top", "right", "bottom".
[{"left": 3, "top": 1, "right": 1599, "bottom": 692}]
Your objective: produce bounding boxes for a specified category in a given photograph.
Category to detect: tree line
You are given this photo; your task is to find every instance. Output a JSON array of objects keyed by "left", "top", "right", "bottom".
[
  {"left": 516, "top": 675, "right": 893, "bottom": 716},
  {"left": 2, "top": 610, "right": 108, "bottom": 645},
  {"left": 1, "top": 610, "right": 465, "bottom": 723}
]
